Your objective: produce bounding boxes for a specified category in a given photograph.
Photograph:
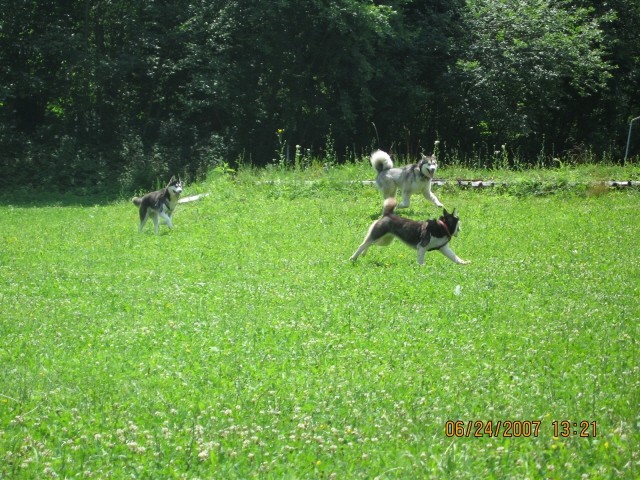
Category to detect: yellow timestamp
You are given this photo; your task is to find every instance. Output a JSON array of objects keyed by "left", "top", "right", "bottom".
[
  {"left": 444, "top": 420, "right": 597, "bottom": 438},
  {"left": 552, "top": 420, "right": 597, "bottom": 438}
]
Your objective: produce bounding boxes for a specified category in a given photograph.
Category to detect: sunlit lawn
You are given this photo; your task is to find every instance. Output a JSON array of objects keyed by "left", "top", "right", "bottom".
[{"left": 1, "top": 166, "right": 638, "bottom": 478}]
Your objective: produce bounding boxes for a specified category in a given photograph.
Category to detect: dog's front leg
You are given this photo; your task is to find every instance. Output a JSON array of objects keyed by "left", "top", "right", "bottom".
[
  {"left": 417, "top": 246, "right": 427, "bottom": 265},
  {"left": 425, "top": 189, "right": 443, "bottom": 208},
  {"left": 439, "top": 244, "right": 470, "bottom": 264},
  {"left": 158, "top": 211, "right": 174, "bottom": 230}
]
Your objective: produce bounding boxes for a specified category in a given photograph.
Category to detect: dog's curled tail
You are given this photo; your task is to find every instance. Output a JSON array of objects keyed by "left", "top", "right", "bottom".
[
  {"left": 132, "top": 197, "right": 142, "bottom": 207},
  {"left": 382, "top": 197, "right": 397, "bottom": 216},
  {"left": 370, "top": 150, "right": 393, "bottom": 172}
]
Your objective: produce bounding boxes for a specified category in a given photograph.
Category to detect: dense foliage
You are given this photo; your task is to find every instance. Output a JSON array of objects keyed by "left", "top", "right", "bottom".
[{"left": 1, "top": 0, "right": 639, "bottom": 188}]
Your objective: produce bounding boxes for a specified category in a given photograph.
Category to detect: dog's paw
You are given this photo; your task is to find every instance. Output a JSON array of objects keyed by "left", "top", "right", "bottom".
[{"left": 459, "top": 259, "right": 471, "bottom": 265}]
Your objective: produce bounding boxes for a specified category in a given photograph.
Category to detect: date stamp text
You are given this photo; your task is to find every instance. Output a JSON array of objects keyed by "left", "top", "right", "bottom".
[{"left": 444, "top": 420, "right": 597, "bottom": 438}]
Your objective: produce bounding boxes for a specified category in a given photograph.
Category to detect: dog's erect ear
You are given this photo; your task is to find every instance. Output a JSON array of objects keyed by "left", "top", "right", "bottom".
[{"left": 443, "top": 208, "right": 449, "bottom": 216}]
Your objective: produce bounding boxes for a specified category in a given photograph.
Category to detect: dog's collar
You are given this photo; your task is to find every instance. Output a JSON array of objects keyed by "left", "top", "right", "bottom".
[{"left": 438, "top": 220, "right": 452, "bottom": 239}]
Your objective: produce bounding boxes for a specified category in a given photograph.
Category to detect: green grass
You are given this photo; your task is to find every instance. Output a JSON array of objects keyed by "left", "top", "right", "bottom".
[{"left": 1, "top": 164, "right": 639, "bottom": 479}]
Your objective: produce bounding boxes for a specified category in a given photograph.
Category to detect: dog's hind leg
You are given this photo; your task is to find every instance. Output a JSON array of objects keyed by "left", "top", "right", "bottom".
[
  {"left": 398, "top": 188, "right": 412, "bottom": 208},
  {"left": 351, "top": 222, "right": 372, "bottom": 261},
  {"left": 438, "top": 244, "right": 470, "bottom": 264},
  {"left": 351, "top": 233, "right": 395, "bottom": 261},
  {"left": 350, "top": 241, "right": 372, "bottom": 262},
  {"left": 374, "top": 234, "right": 394, "bottom": 246},
  {"left": 139, "top": 208, "right": 148, "bottom": 233}
]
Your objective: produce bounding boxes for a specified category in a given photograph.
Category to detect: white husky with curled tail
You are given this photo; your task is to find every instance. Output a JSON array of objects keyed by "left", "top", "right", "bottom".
[{"left": 371, "top": 149, "right": 443, "bottom": 210}]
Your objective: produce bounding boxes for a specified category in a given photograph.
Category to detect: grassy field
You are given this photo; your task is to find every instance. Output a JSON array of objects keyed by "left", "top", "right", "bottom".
[{"left": 1, "top": 162, "right": 639, "bottom": 479}]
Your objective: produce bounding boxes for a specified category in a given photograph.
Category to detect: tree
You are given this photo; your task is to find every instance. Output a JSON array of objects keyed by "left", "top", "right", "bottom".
[
  {"left": 200, "top": 0, "right": 396, "bottom": 163},
  {"left": 451, "top": 0, "right": 614, "bottom": 162},
  {"left": 1, "top": 0, "right": 638, "bottom": 190}
]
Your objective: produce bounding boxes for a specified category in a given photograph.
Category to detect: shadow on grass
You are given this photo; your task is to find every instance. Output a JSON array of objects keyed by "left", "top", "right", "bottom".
[{"left": 0, "top": 186, "right": 124, "bottom": 207}]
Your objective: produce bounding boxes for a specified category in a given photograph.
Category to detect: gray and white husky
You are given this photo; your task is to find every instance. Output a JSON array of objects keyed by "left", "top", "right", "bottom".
[
  {"left": 371, "top": 149, "right": 442, "bottom": 209},
  {"left": 132, "top": 177, "right": 183, "bottom": 234},
  {"left": 350, "top": 197, "right": 469, "bottom": 265}
]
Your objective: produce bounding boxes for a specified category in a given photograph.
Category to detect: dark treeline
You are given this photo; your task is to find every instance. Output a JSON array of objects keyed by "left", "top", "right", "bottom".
[{"left": 1, "top": 0, "right": 639, "bottom": 190}]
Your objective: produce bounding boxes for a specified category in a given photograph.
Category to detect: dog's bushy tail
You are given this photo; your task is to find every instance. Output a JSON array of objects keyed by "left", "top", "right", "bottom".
[
  {"left": 132, "top": 197, "right": 142, "bottom": 207},
  {"left": 382, "top": 197, "right": 397, "bottom": 216},
  {"left": 370, "top": 150, "right": 393, "bottom": 172}
]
